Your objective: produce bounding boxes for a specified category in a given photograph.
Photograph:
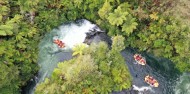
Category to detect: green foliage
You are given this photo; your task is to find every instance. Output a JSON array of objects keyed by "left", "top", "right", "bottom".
[
  {"left": 0, "top": 15, "right": 22, "bottom": 36},
  {"left": 98, "top": 1, "right": 112, "bottom": 19},
  {"left": 0, "top": 0, "right": 22, "bottom": 36},
  {"left": 127, "top": 13, "right": 190, "bottom": 72},
  {"left": 0, "top": 64, "right": 20, "bottom": 94},
  {"left": 98, "top": 2, "right": 138, "bottom": 36},
  {"left": 35, "top": 36, "right": 132, "bottom": 94},
  {"left": 1, "top": 0, "right": 190, "bottom": 93},
  {"left": 121, "top": 15, "right": 138, "bottom": 36},
  {"left": 72, "top": 43, "right": 88, "bottom": 56},
  {"left": 0, "top": 0, "right": 9, "bottom": 16},
  {"left": 17, "top": 0, "right": 40, "bottom": 12},
  {"left": 0, "top": 0, "right": 107, "bottom": 93},
  {"left": 35, "top": 78, "right": 61, "bottom": 94},
  {"left": 0, "top": 0, "right": 41, "bottom": 93},
  {"left": 97, "top": 0, "right": 190, "bottom": 73},
  {"left": 112, "top": 35, "right": 125, "bottom": 52},
  {"left": 107, "top": 6, "right": 128, "bottom": 26}
]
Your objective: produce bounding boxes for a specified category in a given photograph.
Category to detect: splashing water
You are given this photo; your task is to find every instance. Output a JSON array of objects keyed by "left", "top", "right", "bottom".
[
  {"left": 132, "top": 85, "right": 154, "bottom": 94},
  {"left": 53, "top": 20, "right": 103, "bottom": 49},
  {"left": 38, "top": 19, "right": 103, "bottom": 82},
  {"left": 175, "top": 73, "right": 190, "bottom": 94}
]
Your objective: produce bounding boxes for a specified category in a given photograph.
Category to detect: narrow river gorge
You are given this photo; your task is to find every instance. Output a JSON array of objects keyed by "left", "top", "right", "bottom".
[{"left": 23, "top": 19, "right": 190, "bottom": 94}]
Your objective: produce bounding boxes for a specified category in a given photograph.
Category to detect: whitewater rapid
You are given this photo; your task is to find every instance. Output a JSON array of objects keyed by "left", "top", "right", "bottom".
[
  {"left": 53, "top": 20, "right": 103, "bottom": 50},
  {"left": 38, "top": 19, "right": 103, "bottom": 82},
  {"left": 26, "top": 19, "right": 104, "bottom": 94}
]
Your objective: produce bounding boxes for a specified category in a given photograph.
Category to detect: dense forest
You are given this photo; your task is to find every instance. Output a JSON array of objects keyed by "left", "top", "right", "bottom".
[{"left": 0, "top": 0, "right": 190, "bottom": 94}]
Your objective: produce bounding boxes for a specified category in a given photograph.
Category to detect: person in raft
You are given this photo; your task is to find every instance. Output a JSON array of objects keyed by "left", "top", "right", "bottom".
[
  {"left": 144, "top": 75, "right": 159, "bottom": 87},
  {"left": 53, "top": 39, "right": 65, "bottom": 48},
  {"left": 134, "top": 54, "right": 146, "bottom": 65}
]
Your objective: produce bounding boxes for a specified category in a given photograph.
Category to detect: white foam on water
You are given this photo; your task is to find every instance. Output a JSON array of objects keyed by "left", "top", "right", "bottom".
[
  {"left": 132, "top": 85, "right": 155, "bottom": 94},
  {"left": 54, "top": 19, "right": 100, "bottom": 49}
]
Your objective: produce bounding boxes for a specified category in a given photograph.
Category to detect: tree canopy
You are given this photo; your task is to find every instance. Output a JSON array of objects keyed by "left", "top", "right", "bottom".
[{"left": 0, "top": 0, "right": 190, "bottom": 93}]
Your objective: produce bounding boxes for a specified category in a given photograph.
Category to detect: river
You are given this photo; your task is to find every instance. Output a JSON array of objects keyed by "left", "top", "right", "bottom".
[{"left": 22, "top": 19, "right": 190, "bottom": 94}]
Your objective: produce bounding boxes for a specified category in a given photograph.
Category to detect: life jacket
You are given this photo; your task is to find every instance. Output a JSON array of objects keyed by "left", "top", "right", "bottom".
[
  {"left": 139, "top": 58, "right": 146, "bottom": 65},
  {"left": 134, "top": 54, "right": 142, "bottom": 61},
  {"left": 134, "top": 54, "right": 143, "bottom": 60},
  {"left": 53, "top": 39, "right": 65, "bottom": 48}
]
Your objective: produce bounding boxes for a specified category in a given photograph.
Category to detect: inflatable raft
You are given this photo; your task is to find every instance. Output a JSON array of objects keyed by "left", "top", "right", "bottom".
[
  {"left": 144, "top": 75, "right": 159, "bottom": 87},
  {"left": 53, "top": 39, "right": 65, "bottom": 48},
  {"left": 134, "top": 54, "right": 146, "bottom": 65}
]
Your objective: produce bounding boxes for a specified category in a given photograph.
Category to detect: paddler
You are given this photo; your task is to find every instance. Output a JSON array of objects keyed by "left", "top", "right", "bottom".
[
  {"left": 139, "top": 58, "right": 146, "bottom": 65},
  {"left": 53, "top": 39, "right": 65, "bottom": 48},
  {"left": 134, "top": 54, "right": 142, "bottom": 61},
  {"left": 134, "top": 54, "right": 146, "bottom": 65},
  {"left": 145, "top": 75, "right": 159, "bottom": 87}
]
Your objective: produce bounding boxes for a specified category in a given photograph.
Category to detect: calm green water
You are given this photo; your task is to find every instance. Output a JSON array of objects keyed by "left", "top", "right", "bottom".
[{"left": 175, "top": 73, "right": 190, "bottom": 94}]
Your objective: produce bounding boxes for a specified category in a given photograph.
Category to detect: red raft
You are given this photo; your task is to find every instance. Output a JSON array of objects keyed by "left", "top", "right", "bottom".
[
  {"left": 53, "top": 39, "right": 65, "bottom": 48},
  {"left": 134, "top": 54, "right": 146, "bottom": 65},
  {"left": 144, "top": 75, "right": 159, "bottom": 87}
]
